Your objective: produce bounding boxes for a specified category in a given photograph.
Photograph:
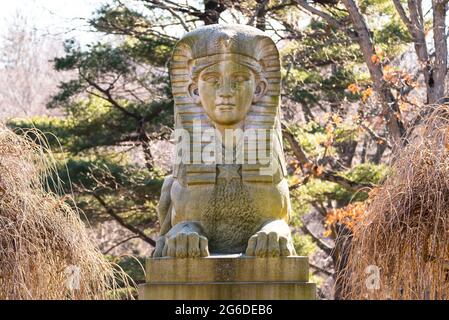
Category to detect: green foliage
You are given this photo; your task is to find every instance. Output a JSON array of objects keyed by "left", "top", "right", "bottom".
[
  {"left": 359, "top": 0, "right": 397, "bottom": 14},
  {"left": 8, "top": 116, "right": 71, "bottom": 149},
  {"left": 292, "top": 232, "right": 315, "bottom": 257},
  {"left": 55, "top": 41, "right": 133, "bottom": 74},
  {"left": 334, "top": 125, "right": 359, "bottom": 144},
  {"left": 288, "top": 121, "right": 327, "bottom": 157},
  {"left": 50, "top": 39, "right": 173, "bottom": 109},
  {"left": 281, "top": 23, "right": 363, "bottom": 108},
  {"left": 292, "top": 163, "right": 388, "bottom": 211},
  {"left": 10, "top": 98, "right": 173, "bottom": 154},
  {"left": 7, "top": 111, "right": 165, "bottom": 236},
  {"left": 374, "top": 18, "right": 413, "bottom": 56}
]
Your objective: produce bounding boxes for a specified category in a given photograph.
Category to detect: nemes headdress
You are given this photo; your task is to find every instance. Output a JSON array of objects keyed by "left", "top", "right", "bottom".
[{"left": 169, "top": 24, "right": 287, "bottom": 185}]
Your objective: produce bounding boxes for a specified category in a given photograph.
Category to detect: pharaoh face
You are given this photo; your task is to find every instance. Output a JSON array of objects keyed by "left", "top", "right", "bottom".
[{"left": 195, "top": 60, "right": 260, "bottom": 126}]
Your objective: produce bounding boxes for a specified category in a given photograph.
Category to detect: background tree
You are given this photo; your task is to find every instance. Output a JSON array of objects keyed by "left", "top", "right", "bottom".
[{"left": 0, "top": 11, "right": 66, "bottom": 118}]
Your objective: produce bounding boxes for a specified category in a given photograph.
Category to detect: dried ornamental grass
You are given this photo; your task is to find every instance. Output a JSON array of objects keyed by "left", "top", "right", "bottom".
[
  {"left": 341, "top": 104, "right": 449, "bottom": 299},
  {"left": 0, "top": 125, "right": 133, "bottom": 299}
]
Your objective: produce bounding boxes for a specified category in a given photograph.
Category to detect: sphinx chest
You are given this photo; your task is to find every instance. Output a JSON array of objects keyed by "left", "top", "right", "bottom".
[{"left": 201, "top": 164, "right": 261, "bottom": 253}]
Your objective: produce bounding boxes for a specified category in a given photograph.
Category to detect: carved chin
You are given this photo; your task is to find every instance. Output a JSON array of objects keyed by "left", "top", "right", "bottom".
[
  {"left": 214, "top": 115, "right": 240, "bottom": 125},
  {"left": 212, "top": 109, "right": 246, "bottom": 126}
]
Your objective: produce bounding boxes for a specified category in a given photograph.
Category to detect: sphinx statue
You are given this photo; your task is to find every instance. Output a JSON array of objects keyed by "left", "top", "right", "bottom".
[{"left": 153, "top": 24, "right": 296, "bottom": 258}]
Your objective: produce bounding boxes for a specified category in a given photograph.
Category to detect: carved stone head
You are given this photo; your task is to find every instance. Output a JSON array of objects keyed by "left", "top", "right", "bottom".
[{"left": 169, "top": 24, "right": 286, "bottom": 184}]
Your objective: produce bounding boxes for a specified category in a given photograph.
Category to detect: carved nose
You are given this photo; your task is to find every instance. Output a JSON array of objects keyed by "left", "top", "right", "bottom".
[{"left": 218, "top": 79, "right": 233, "bottom": 97}]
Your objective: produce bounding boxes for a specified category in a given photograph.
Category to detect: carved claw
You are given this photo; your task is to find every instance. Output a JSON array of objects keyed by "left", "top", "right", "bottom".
[
  {"left": 152, "top": 236, "right": 166, "bottom": 257},
  {"left": 245, "top": 231, "right": 295, "bottom": 257},
  {"left": 153, "top": 232, "right": 209, "bottom": 258}
]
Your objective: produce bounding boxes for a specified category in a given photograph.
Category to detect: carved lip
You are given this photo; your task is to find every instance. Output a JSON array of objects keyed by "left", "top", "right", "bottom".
[{"left": 217, "top": 104, "right": 235, "bottom": 111}]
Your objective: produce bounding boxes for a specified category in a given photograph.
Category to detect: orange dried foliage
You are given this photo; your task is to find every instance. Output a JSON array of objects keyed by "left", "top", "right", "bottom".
[
  {"left": 361, "top": 87, "right": 373, "bottom": 102},
  {"left": 332, "top": 114, "right": 342, "bottom": 125},
  {"left": 324, "top": 201, "right": 369, "bottom": 237},
  {"left": 383, "top": 68, "right": 416, "bottom": 87},
  {"left": 347, "top": 83, "right": 360, "bottom": 94},
  {"left": 312, "top": 165, "right": 325, "bottom": 177},
  {"left": 371, "top": 54, "right": 381, "bottom": 65}
]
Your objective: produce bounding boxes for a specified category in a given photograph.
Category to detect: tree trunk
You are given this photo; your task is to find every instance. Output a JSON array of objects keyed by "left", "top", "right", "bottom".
[
  {"left": 256, "top": 0, "right": 268, "bottom": 31},
  {"left": 394, "top": 1, "right": 434, "bottom": 103},
  {"left": 431, "top": 0, "right": 448, "bottom": 103},
  {"left": 406, "top": 0, "right": 435, "bottom": 103},
  {"left": 393, "top": 0, "right": 448, "bottom": 104},
  {"left": 342, "top": 0, "right": 406, "bottom": 144},
  {"left": 371, "top": 140, "right": 387, "bottom": 164},
  {"left": 203, "top": 0, "right": 226, "bottom": 25},
  {"left": 332, "top": 223, "right": 353, "bottom": 300},
  {"left": 138, "top": 121, "right": 154, "bottom": 172}
]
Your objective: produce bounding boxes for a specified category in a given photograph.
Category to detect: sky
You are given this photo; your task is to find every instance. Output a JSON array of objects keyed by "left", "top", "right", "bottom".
[
  {"left": 0, "top": 0, "right": 281, "bottom": 50},
  {"left": 0, "top": 0, "right": 436, "bottom": 48},
  {"left": 0, "top": 0, "right": 108, "bottom": 45}
]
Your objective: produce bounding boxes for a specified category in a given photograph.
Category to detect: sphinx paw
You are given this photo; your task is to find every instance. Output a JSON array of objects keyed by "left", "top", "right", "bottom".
[
  {"left": 162, "top": 232, "right": 209, "bottom": 258},
  {"left": 245, "top": 231, "right": 295, "bottom": 257},
  {"left": 152, "top": 235, "right": 166, "bottom": 257}
]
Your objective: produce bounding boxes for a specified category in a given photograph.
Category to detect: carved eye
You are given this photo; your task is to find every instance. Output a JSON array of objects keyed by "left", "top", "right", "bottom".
[
  {"left": 193, "top": 88, "right": 199, "bottom": 95},
  {"left": 203, "top": 75, "right": 218, "bottom": 84},
  {"left": 234, "top": 75, "right": 248, "bottom": 82}
]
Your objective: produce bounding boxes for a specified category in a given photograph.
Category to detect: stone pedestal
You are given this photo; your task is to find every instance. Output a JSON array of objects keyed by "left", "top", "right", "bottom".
[{"left": 138, "top": 255, "right": 316, "bottom": 300}]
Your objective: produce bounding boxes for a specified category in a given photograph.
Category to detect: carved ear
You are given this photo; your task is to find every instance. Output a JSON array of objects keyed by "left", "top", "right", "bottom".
[
  {"left": 188, "top": 82, "right": 201, "bottom": 104},
  {"left": 253, "top": 78, "right": 268, "bottom": 103}
]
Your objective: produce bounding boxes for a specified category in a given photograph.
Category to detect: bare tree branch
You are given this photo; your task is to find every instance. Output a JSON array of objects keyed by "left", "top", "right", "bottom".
[
  {"left": 301, "top": 223, "right": 333, "bottom": 255},
  {"left": 81, "top": 72, "right": 142, "bottom": 120},
  {"left": 143, "top": 0, "right": 190, "bottom": 31},
  {"left": 282, "top": 123, "right": 372, "bottom": 191},
  {"left": 91, "top": 192, "right": 156, "bottom": 247},
  {"left": 359, "top": 123, "right": 392, "bottom": 149},
  {"left": 294, "top": 0, "right": 344, "bottom": 31},
  {"left": 392, "top": 0, "right": 412, "bottom": 27},
  {"left": 310, "top": 262, "right": 334, "bottom": 276},
  {"left": 103, "top": 235, "right": 140, "bottom": 254},
  {"left": 248, "top": 0, "right": 269, "bottom": 30}
]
